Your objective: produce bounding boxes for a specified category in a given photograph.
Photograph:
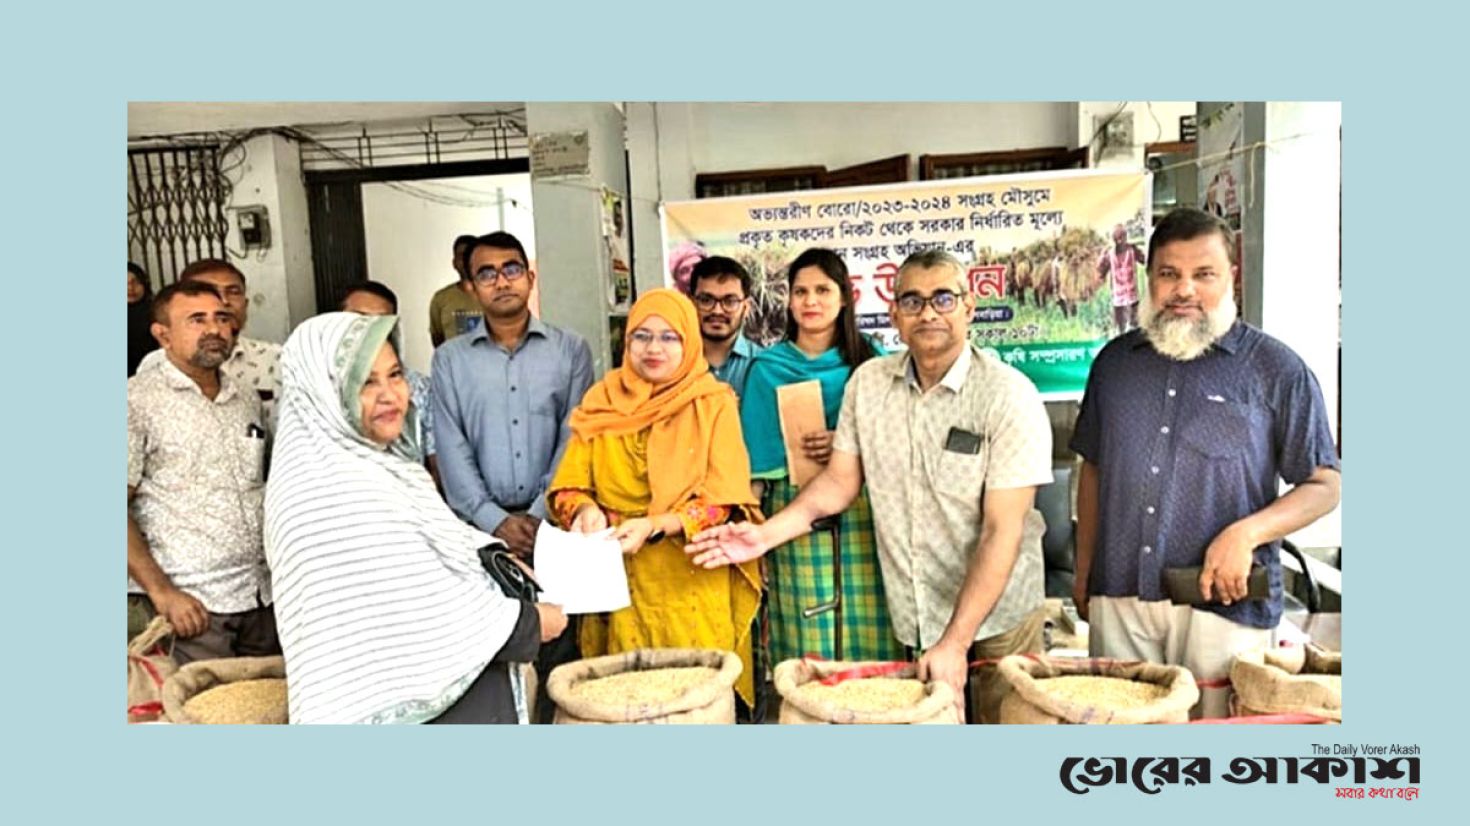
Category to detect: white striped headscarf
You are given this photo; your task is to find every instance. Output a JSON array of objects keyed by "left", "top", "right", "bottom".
[{"left": 265, "top": 312, "right": 522, "bottom": 723}]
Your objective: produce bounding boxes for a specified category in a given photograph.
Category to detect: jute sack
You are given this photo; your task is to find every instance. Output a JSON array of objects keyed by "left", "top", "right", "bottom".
[
  {"left": 163, "top": 656, "right": 288, "bottom": 724},
  {"left": 998, "top": 656, "right": 1198, "bottom": 724},
  {"left": 548, "top": 648, "right": 740, "bottom": 724},
  {"left": 773, "top": 659, "right": 959, "bottom": 725},
  {"left": 1230, "top": 644, "right": 1341, "bottom": 721},
  {"left": 127, "top": 616, "right": 178, "bottom": 723}
]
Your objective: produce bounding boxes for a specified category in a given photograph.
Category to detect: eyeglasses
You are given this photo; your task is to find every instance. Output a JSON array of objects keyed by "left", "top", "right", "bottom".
[
  {"left": 629, "top": 330, "right": 683, "bottom": 348},
  {"left": 471, "top": 262, "right": 528, "bottom": 285},
  {"left": 693, "top": 293, "right": 746, "bottom": 312},
  {"left": 895, "top": 289, "right": 963, "bottom": 316}
]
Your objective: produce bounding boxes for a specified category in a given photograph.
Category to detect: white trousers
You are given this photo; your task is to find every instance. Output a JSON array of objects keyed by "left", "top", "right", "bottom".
[{"left": 1088, "top": 596, "right": 1271, "bottom": 719}]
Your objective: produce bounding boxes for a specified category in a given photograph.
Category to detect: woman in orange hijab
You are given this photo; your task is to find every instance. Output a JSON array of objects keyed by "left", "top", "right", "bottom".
[{"left": 547, "top": 289, "right": 762, "bottom": 706}]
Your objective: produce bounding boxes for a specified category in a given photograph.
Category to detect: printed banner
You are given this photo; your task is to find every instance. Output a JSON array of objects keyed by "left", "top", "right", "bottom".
[{"left": 661, "top": 168, "right": 1150, "bottom": 397}]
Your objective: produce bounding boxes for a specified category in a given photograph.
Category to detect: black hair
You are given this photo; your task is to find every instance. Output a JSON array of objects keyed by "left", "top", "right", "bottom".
[
  {"left": 1148, "top": 207, "right": 1237, "bottom": 268},
  {"left": 128, "top": 261, "right": 152, "bottom": 299},
  {"left": 340, "top": 280, "right": 399, "bottom": 314},
  {"left": 462, "top": 231, "right": 530, "bottom": 275},
  {"left": 784, "top": 248, "right": 873, "bottom": 370},
  {"left": 151, "top": 280, "right": 224, "bottom": 325},
  {"left": 687, "top": 255, "right": 752, "bottom": 298}
]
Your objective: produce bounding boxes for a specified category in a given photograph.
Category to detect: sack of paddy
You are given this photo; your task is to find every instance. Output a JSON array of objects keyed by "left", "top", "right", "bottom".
[
  {"left": 547, "top": 648, "right": 740, "bottom": 724},
  {"left": 773, "top": 659, "right": 959, "bottom": 725},
  {"left": 998, "top": 656, "right": 1198, "bottom": 724},
  {"left": 127, "top": 616, "right": 178, "bottom": 723},
  {"left": 1230, "top": 644, "right": 1341, "bottom": 721},
  {"left": 163, "top": 656, "right": 288, "bottom": 724}
]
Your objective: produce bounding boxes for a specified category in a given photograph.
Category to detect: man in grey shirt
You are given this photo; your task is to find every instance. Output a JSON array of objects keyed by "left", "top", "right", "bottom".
[{"left": 431, "top": 231, "right": 594, "bottom": 557}]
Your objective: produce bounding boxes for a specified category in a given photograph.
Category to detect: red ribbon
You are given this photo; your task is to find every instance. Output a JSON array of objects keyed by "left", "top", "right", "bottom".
[
  {"left": 129, "top": 653, "right": 166, "bottom": 689},
  {"left": 128, "top": 701, "right": 164, "bottom": 720},
  {"left": 817, "top": 662, "right": 909, "bottom": 686}
]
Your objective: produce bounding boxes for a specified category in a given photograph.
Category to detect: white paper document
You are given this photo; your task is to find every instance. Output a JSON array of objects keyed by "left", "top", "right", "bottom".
[{"left": 531, "top": 522, "right": 631, "bottom": 614}]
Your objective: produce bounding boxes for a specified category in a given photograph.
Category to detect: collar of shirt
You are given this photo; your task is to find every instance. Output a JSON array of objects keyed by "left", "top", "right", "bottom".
[
  {"left": 895, "top": 343, "right": 973, "bottom": 393},
  {"left": 1129, "top": 319, "right": 1247, "bottom": 356},
  {"left": 467, "top": 314, "right": 547, "bottom": 351},
  {"left": 158, "top": 354, "right": 241, "bottom": 404},
  {"left": 729, "top": 335, "right": 757, "bottom": 361}
]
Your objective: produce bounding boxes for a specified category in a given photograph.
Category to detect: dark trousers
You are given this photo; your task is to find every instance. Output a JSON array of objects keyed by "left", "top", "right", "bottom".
[
  {"left": 532, "top": 616, "right": 580, "bottom": 723},
  {"left": 127, "top": 594, "right": 281, "bottom": 666}
]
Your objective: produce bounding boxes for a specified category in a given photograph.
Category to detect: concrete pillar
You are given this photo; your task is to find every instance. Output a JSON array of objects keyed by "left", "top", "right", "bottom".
[
  {"left": 229, "top": 133, "right": 315, "bottom": 342},
  {"left": 1240, "top": 102, "right": 1342, "bottom": 547},
  {"left": 526, "top": 103, "right": 628, "bottom": 377}
]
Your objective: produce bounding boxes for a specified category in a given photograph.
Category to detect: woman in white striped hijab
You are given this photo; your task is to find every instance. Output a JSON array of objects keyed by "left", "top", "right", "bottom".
[{"left": 266, "top": 312, "right": 565, "bottom": 723}]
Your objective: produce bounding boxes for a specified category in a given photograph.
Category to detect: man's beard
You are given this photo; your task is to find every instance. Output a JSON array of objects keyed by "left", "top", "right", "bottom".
[
  {"left": 1140, "top": 291, "right": 1237, "bottom": 361},
  {"left": 190, "top": 335, "right": 231, "bottom": 369},
  {"left": 701, "top": 314, "right": 743, "bottom": 343}
]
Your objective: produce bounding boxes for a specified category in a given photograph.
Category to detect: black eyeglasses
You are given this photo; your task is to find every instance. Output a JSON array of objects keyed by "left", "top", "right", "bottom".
[
  {"left": 472, "top": 262, "right": 528, "bottom": 285},
  {"left": 895, "top": 289, "right": 963, "bottom": 316},
  {"left": 693, "top": 293, "right": 746, "bottom": 312}
]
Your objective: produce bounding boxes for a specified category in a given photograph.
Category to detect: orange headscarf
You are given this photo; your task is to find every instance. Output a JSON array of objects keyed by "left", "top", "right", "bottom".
[{"left": 569, "top": 288, "right": 756, "bottom": 515}]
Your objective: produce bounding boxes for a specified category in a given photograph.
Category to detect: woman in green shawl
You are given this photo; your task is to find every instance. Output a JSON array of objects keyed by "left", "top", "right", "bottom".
[{"left": 739, "top": 248, "right": 903, "bottom": 664}]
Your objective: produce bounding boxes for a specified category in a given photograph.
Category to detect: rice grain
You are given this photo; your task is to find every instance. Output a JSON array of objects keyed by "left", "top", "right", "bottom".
[
  {"left": 183, "top": 678, "right": 288, "bottom": 724},
  {"left": 792, "top": 678, "right": 928, "bottom": 713},
  {"left": 570, "top": 666, "right": 718, "bottom": 705},
  {"left": 1035, "top": 675, "right": 1167, "bottom": 709}
]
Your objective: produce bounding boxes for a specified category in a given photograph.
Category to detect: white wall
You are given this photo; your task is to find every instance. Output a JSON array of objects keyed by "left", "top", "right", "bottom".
[
  {"left": 228, "top": 133, "right": 314, "bottom": 343},
  {"left": 273, "top": 136, "right": 316, "bottom": 331},
  {"left": 527, "top": 102, "right": 628, "bottom": 378},
  {"left": 1078, "top": 101, "right": 1197, "bottom": 170},
  {"left": 1244, "top": 102, "right": 1342, "bottom": 549},
  {"left": 360, "top": 174, "right": 536, "bottom": 376},
  {"left": 657, "top": 101, "right": 1076, "bottom": 200}
]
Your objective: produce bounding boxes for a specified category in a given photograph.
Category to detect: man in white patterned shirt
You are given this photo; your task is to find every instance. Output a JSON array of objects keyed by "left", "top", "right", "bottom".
[
  {"left": 690, "top": 250, "right": 1052, "bottom": 723},
  {"left": 137, "top": 258, "right": 282, "bottom": 431},
  {"left": 127, "top": 281, "right": 279, "bottom": 663}
]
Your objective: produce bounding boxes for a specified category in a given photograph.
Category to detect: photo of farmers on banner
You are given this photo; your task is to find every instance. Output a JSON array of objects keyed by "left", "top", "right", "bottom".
[{"left": 661, "top": 169, "right": 1150, "bottom": 398}]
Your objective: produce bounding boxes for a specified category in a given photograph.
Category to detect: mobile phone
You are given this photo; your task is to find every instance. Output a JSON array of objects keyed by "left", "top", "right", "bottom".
[{"left": 944, "top": 427, "right": 982, "bottom": 454}]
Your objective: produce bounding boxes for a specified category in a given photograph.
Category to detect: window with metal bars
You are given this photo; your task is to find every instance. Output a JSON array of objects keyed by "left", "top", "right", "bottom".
[{"left": 127, "top": 145, "right": 230, "bottom": 290}]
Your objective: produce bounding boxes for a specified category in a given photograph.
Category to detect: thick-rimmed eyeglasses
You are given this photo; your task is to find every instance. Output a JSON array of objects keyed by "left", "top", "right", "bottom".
[
  {"left": 895, "top": 289, "right": 963, "bottom": 316},
  {"left": 629, "top": 330, "right": 683, "bottom": 348},
  {"left": 472, "top": 262, "right": 528, "bottom": 285},
  {"left": 693, "top": 293, "right": 746, "bottom": 312}
]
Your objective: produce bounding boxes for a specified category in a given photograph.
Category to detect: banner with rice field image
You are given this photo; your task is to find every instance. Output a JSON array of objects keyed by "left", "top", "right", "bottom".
[{"left": 660, "top": 169, "right": 1151, "bottom": 398}]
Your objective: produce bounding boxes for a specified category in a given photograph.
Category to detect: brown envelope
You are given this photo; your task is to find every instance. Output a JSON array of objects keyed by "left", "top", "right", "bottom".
[{"left": 776, "top": 380, "right": 827, "bottom": 487}]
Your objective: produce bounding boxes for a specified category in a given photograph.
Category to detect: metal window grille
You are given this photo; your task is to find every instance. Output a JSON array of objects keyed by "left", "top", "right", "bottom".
[{"left": 127, "top": 145, "right": 230, "bottom": 290}]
